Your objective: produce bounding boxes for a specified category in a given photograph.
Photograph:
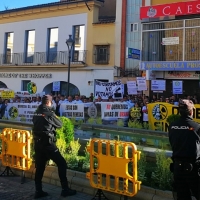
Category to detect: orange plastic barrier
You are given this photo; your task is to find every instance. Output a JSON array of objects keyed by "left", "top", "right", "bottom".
[
  {"left": 86, "top": 138, "right": 141, "bottom": 197},
  {"left": 0, "top": 128, "right": 32, "bottom": 170}
]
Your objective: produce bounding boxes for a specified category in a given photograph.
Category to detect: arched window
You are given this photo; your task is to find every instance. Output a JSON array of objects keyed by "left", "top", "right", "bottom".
[
  {"left": 43, "top": 81, "right": 80, "bottom": 96},
  {"left": 0, "top": 81, "right": 7, "bottom": 88}
]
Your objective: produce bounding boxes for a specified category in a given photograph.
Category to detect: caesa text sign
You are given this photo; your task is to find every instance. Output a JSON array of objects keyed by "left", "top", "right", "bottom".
[
  {"left": 140, "top": 0, "right": 200, "bottom": 19},
  {"left": 148, "top": 103, "right": 200, "bottom": 132}
]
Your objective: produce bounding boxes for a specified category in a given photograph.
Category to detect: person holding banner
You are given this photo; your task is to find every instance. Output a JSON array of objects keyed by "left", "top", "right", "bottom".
[
  {"left": 128, "top": 102, "right": 141, "bottom": 123},
  {"left": 72, "top": 94, "right": 83, "bottom": 104},
  {"left": 142, "top": 101, "right": 148, "bottom": 124},
  {"left": 32, "top": 95, "right": 76, "bottom": 199},
  {"left": 168, "top": 99, "right": 200, "bottom": 200}
]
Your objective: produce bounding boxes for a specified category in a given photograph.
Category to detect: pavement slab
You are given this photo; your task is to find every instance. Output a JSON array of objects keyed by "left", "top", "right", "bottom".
[{"left": 0, "top": 175, "right": 93, "bottom": 200}]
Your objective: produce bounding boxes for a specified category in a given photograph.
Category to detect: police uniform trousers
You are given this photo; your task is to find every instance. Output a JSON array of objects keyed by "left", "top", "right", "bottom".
[
  {"left": 34, "top": 140, "right": 67, "bottom": 189},
  {"left": 173, "top": 160, "right": 200, "bottom": 200}
]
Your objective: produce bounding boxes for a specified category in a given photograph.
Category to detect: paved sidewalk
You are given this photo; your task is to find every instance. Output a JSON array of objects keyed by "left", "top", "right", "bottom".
[{"left": 0, "top": 176, "right": 93, "bottom": 200}]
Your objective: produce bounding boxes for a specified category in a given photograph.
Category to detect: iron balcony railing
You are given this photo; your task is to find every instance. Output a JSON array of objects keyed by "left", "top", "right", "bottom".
[
  {"left": 114, "top": 66, "right": 141, "bottom": 77},
  {"left": 0, "top": 50, "right": 87, "bottom": 66}
]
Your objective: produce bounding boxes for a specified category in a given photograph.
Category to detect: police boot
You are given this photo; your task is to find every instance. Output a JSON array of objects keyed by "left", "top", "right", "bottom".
[
  {"left": 34, "top": 184, "right": 49, "bottom": 199},
  {"left": 61, "top": 181, "right": 77, "bottom": 197}
]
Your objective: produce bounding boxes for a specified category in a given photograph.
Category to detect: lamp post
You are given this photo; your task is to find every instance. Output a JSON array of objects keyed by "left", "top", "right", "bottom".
[{"left": 66, "top": 35, "right": 75, "bottom": 97}]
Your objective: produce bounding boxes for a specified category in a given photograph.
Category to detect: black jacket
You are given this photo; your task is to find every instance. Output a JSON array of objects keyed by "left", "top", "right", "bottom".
[
  {"left": 168, "top": 116, "right": 200, "bottom": 161},
  {"left": 32, "top": 104, "right": 62, "bottom": 146}
]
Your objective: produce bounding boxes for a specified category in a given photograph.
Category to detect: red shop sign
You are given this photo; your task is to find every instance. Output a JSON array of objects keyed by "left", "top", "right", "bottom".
[{"left": 140, "top": 0, "right": 200, "bottom": 19}]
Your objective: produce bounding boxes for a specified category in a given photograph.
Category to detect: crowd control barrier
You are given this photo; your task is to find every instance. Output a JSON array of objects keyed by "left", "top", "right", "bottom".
[
  {"left": 86, "top": 139, "right": 141, "bottom": 200},
  {"left": 0, "top": 128, "right": 32, "bottom": 183}
]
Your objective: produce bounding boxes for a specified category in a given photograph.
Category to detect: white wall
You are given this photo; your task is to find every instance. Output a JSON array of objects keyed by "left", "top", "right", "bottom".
[
  {"left": 0, "top": 69, "right": 114, "bottom": 97},
  {"left": 0, "top": 13, "right": 87, "bottom": 54},
  {"left": 115, "top": 0, "right": 122, "bottom": 67}
]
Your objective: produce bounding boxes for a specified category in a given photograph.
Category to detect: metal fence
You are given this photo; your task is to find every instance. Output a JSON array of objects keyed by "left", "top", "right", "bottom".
[{"left": 0, "top": 50, "right": 87, "bottom": 66}]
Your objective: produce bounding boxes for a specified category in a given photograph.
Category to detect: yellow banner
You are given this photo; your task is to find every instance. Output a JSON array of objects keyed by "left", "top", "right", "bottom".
[
  {"left": 147, "top": 103, "right": 200, "bottom": 132},
  {"left": 1, "top": 91, "right": 15, "bottom": 98}
]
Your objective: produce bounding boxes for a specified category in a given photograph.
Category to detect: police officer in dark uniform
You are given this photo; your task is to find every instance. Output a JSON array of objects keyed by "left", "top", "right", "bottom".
[
  {"left": 168, "top": 99, "right": 200, "bottom": 200},
  {"left": 32, "top": 95, "right": 76, "bottom": 199}
]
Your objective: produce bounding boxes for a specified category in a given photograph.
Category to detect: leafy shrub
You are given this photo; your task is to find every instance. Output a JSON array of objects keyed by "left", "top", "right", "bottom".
[
  {"left": 137, "top": 149, "right": 147, "bottom": 182},
  {"left": 128, "top": 120, "right": 143, "bottom": 129},
  {"left": 87, "top": 118, "right": 96, "bottom": 124},
  {"left": 155, "top": 123, "right": 163, "bottom": 131},
  {"left": 70, "top": 117, "right": 76, "bottom": 126},
  {"left": 68, "top": 138, "right": 81, "bottom": 156},
  {"left": 96, "top": 117, "right": 102, "bottom": 125},
  {"left": 151, "top": 150, "right": 173, "bottom": 190},
  {"left": 66, "top": 139, "right": 81, "bottom": 169},
  {"left": 82, "top": 140, "right": 91, "bottom": 171},
  {"left": 20, "top": 117, "right": 26, "bottom": 122},
  {"left": 143, "top": 122, "right": 149, "bottom": 129},
  {"left": 87, "top": 117, "right": 102, "bottom": 125},
  {"left": 56, "top": 135, "right": 67, "bottom": 159},
  {"left": 117, "top": 119, "right": 124, "bottom": 127},
  {"left": 70, "top": 117, "right": 84, "bottom": 129},
  {"left": 56, "top": 116, "right": 74, "bottom": 149},
  {"left": 110, "top": 141, "right": 123, "bottom": 157},
  {"left": 166, "top": 114, "right": 181, "bottom": 125}
]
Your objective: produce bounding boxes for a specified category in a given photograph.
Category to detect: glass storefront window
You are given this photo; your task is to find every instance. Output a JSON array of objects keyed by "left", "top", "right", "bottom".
[
  {"left": 143, "top": 20, "right": 183, "bottom": 31},
  {"left": 142, "top": 19, "right": 200, "bottom": 62},
  {"left": 164, "top": 29, "right": 183, "bottom": 61},
  {"left": 142, "top": 29, "right": 183, "bottom": 61},
  {"left": 185, "top": 18, "right": 200, "bottom": 27},
  {"left": 185, "top": 27, "right": 200, "bottom": 61}
]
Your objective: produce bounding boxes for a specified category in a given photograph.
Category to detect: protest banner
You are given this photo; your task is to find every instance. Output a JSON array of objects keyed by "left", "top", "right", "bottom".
[
  {"left": 6, "top": 103, "right": 38, "bottom": 122},
  {"left": 100, "top": 102, "right": 129, "bottom": 120},
  {"left": 136, "top": 77, "right": 147, "bottom": 91},
  {"left": 60, "top": 104, "right": 85, "bottom": 119},
  {"left": 127, "top": 81, "right": 137, "bottom": 95},
  {"left": 148, "top": 102, "right": 200, "bottom": 132},
  {"left": 95, "top": 80, "right": 123, "bottom": 99},
  {"left": 1, "top": 90, "right": 15, "bottom": 98}
]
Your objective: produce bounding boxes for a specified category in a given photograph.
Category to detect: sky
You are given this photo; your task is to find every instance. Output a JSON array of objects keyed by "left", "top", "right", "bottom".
[{"left": 0, "top": 0, "right": 59, "bottom": 11}]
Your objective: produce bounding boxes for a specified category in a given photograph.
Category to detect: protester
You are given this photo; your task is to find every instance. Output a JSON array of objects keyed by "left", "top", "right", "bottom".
[
  {"left": 72, "top": 94, "right": 83, "bottom": 104},
  {"left": 128, "top": 102, "right": 141, "bottom": 123},
  {"left": 0, "top": 99, "right": 9, "bottom": 119},
  {"left": 142, "top": 101, "right": 149, "bottom": 124}
]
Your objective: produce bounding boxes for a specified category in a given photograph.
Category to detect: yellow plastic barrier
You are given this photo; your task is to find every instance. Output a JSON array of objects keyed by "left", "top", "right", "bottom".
[
  {"left": 86, "top": 139, "right": 141, "bottom": 197},
  {"left": 0, "top": 128, "right": 32, "bottom": 171}
]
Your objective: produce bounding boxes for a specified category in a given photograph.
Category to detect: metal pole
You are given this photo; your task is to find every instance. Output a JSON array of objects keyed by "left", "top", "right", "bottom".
[{"left": 67, "top": 49, "right": 71, "bottom": 97}]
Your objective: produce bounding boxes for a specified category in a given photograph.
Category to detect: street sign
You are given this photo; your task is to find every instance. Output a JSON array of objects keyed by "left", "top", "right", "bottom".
[{"left": 127, "top": 47, "right": 141, "bottom": 60}]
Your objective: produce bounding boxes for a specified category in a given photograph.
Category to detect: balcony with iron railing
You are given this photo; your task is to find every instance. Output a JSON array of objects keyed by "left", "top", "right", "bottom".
[{"left": 0, "top": 50, "right": 87, "bottom": 66}]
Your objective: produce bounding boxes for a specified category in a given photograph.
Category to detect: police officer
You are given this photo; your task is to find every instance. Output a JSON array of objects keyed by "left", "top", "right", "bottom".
[
  {"left": 168, "top": 99, "right": 200, "bottom": 200},
  {"left": 32, "top": 95, "right": 76, "bottom": 199}
]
